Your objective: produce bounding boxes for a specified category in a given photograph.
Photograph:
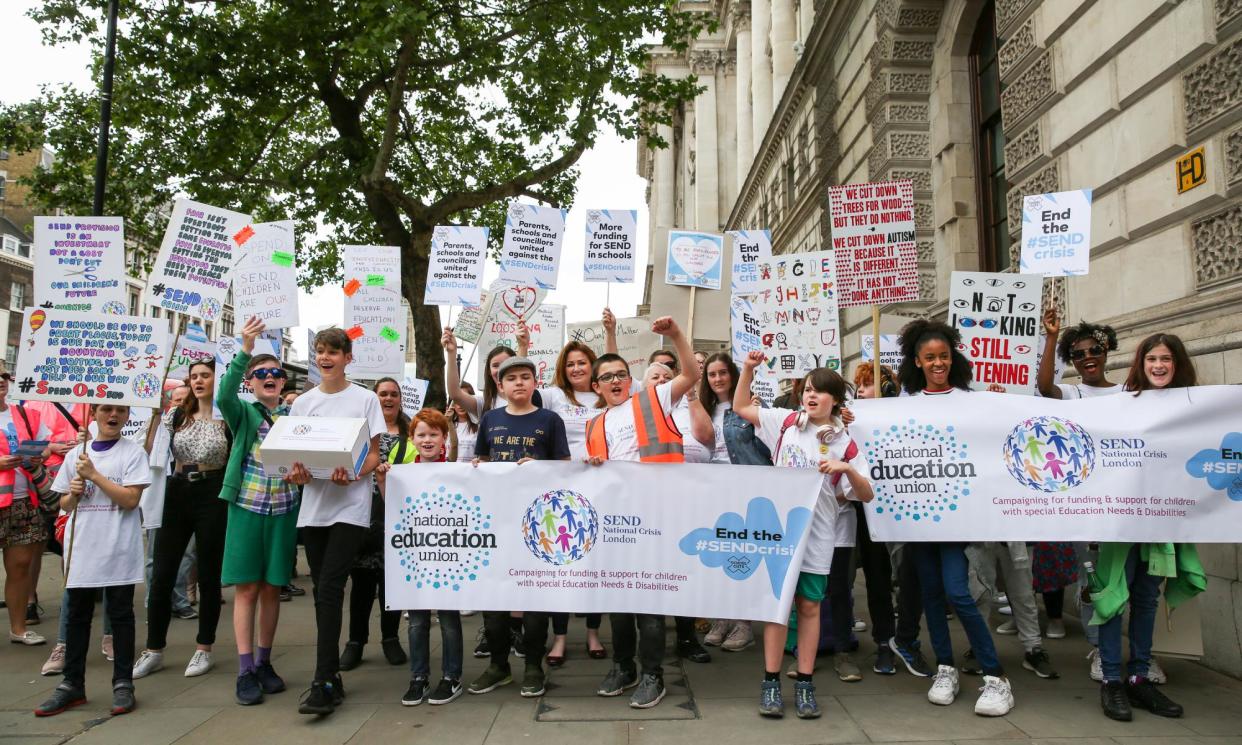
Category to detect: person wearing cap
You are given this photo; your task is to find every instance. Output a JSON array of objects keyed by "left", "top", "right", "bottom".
[{"left": 467, "top": 355, "right": 570, "bottom": 700}]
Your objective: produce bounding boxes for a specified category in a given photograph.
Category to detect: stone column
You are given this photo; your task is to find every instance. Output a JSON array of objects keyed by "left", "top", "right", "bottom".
[
  {"left": 653, "top": 123, "right": 675, "bottom": 229},
  {"left": 682, "top": 102, "right": 696, "bottom": 228},
  {"left": 799, "top": 0, "right": 813, "bottom": 43},
  {"left": 770, "top": 0, "right": 796, "bottom": 107},
  {"left": 690, "top": 50, "right": 719, "bottom": 231},
  {"left": 750, "top": 0, "right": 772, "bottom": 150},
  {"left": 734, "top": 5, "right": 753, "bottom": 193}
]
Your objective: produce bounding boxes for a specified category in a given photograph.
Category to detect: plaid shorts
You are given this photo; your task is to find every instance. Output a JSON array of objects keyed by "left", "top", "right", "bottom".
[{"left": 0, "top": 498, "right": 48, "bottom": 547}]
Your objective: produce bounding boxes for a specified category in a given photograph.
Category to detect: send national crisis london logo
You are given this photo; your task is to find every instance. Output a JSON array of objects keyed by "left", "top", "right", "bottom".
[
  {"left": 390, "top": 485, "right": 495, "bottom": 591},
  {"left": 522, "top": 489, "right": 599, "bottom": 566},
  {"left": 866, "top": 420, "right": 976, "bottom": 523},
  {"left": 1002, "top": 416, "right": 1096, "bottom": 492}
]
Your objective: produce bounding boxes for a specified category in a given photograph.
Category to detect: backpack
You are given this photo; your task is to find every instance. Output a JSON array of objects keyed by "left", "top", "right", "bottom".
[{"left": 772, "top": 411, "right": 859, "bottom": 487}]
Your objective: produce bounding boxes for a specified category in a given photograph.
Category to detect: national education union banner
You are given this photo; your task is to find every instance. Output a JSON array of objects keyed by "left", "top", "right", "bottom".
[
  {"left": 384, "top": 461, "right": 823, "bottom": 622},
  {"left": 853, "top": 386, "right": 1242, "bottom": 543}
]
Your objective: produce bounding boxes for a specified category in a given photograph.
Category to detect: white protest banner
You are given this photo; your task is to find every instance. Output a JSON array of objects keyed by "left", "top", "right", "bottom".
[
  {"left": 343, "top": 244, "right": 404, "bottom": 379},
  {"left": 665, "top": 230, "right": 723, "bottom": 290},
  {"left": 583, "top": 209, "right": 638, "bottom": 283},
  {"left": 860, "top": 334, "right": 903, "bottom": 371},
  {"left": 232, "top": 220, "right": 299, "bottom": 329},
  {"left": 452, "top": 292, "right": 490, "bottom": 345},
  {"left": 749, "top": 250, "right": 841, "bottom": 376},
  {"left": 488, "top": 279, "right": 546, "bottom": 323},
  {"left": 426, "top": 225, "right": 488, "bottom": 306},
  {"left": 384, "top": 460, "right": 821, "bottom": 621},
  {"left": 213, "top": 334, "right": 281, "bottom": 418},
  {"left": 1020, "top": 189, "right": 1092, "bottom": 276},
  {"left": 148, "top": 199, "right": 252, "bottom": 321},
  {"left": 33, "top": 216, "right": 127, "bottom": 314},
  {"left": 949, "top": 271, "right": 1041, "bottom": 394},
  {"left": 854, "top": 386, "right": 1242, "bottom": 542},
  {"left": 15, "top": 309, "right": 169, "bottom": 408},
  {"left": 306, "top": 328, "right": 322, "bottom": 386},
  {"left": 828, "top": 180, "right": 918, "bottom": 308},
  {"left": 499, "top": 202, "right": 566, "bottom": 290},
  {"left": 568, "top": 315, "right": 660, "bottom": 376},
  {"left": 728, "top": 229, "right": 772, "bottom": 295},
  {"left": 476, "top": 303, "right": 565, "bottom": 388},
  {"left": 400, "top": 377, "right": 430, "bottom": 419},
  {"left": 729, "top": 295, "right": 777, "bottom": 406}
]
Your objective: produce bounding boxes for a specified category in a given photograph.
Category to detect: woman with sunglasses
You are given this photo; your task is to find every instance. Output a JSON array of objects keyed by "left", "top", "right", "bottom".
[
  {"left": 1036, "top": 308, "right": 1121, "bottom": 399},
  {"left": 134, "top": 359, "right": 230, "bottom": 680}
]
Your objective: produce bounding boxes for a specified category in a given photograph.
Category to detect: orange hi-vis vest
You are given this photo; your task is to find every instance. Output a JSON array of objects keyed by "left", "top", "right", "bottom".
[{"left": 585, "top": 386, "right": 685, "bottom": 463}]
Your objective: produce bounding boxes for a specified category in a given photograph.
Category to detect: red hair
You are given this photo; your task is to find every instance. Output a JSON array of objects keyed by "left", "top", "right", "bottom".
[{"left": 411, "top": 408, "right": 451, "bottom": 462}]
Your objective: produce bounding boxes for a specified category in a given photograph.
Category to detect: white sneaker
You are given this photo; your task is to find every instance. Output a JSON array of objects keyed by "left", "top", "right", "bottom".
[
  {"left": 41, "top": 643, "right": 66, "bottom": 676},
  {"left": 703, "top": 620, "right": 730, "bottom": 647},
  {"left": 995, "top": 619, "right": 1017, "bottom": 635},
  {"left": 1086, "top": 648, "right": 1102, "bottom": 682},
  {"left": 974, "top": 675, "right": 1014, "bottom": 716},
  {"left": 1046, "top": 619, "right": 1066, "bottom": 639},
  {"left": 184, "top": 649, "right": 213, "bottom": 677},
  {"left": 996, "top": 593, "right": 1009, "bottom": 605},
  {"left": 721, "top": 622, "right": 755, "bottom": 651},
  {"left": 852, "top": 618, "right": 868, "bottom": 633},
  {"left": 997, "top": 605, "right": 1013, "bottom": 616},
  {"left": 133, "top": 649, "right": 165, "bottom": 679},
  {"left": 1147, "top": 657, "right": 1167, "bottom": 684},
  {"left": 928, "top": 665, "right": 960, "bottom": 706},
  {"left": 9, "top": 630, "right": 46, "bottom": 645}
]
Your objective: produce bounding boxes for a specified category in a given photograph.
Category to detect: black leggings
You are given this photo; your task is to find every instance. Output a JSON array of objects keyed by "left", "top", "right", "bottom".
[
  {"left": 551, "top": 613, "right": 602, "bottom": 635},
  {"left": 146, "top": 475, "right": 227, "bottom": 649},
  {"left": 348, "top": 566, "right": 401, "bottom": 644},
  {"left": 1043, "top": 588, "right": 1065, "bottom": 619}
]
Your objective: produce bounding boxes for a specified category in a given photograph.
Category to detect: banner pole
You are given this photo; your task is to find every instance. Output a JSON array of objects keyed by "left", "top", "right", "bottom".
[
  {"left": 872, "top": 305, "right": 883, "bottom": 398},
  {"left": 446, "top": 304, "right": 454, "bottom": 328},
  {"left": 606, "top": 281, "right": 611, "bottom": 308},
  {"left": 686, "top": 286, "right": 697, "bottom": 344}
]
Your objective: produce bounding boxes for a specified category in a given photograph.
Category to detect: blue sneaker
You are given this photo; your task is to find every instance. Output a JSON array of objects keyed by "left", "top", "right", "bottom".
[
  {"left": 889, "top": 637, "right": 932, "bottom": 677},
  {"left": 759, "top": 679, "right": 784, "bottom": 718},
  {"left": 793, "top": 680, "right": 820, "bottom": 719}
]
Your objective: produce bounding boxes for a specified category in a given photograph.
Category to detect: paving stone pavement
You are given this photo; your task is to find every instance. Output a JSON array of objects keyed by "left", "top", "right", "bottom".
[{"left": 5, "top": 551, "right": 1242, "bottom": 745}]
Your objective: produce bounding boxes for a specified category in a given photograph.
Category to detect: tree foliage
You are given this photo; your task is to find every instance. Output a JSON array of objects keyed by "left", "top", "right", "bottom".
[{"left": 3, "top": 0, "right": 706, "bottom": 403}]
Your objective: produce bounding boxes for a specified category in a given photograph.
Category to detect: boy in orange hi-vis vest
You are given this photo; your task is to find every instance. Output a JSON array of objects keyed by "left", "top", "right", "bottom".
[{"left": 584, "top": 316, "right": 697, "bottom": 710}]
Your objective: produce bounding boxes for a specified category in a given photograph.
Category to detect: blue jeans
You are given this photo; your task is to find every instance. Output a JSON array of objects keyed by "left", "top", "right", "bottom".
[
  {"left": 408, "top": 610, "right": 464, "bottom": 681},
  {"left": 913, "top": 542, "right": 1004, "bottom": 676},
  {"left": 58, "top": 589, "right": 112, "bottom": 643},
  {"left": 1097, "top": 544, "right": 1161, "bottom": 683}
]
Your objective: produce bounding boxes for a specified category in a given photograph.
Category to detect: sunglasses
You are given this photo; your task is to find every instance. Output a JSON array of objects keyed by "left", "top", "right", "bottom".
[
  {"left": 248, "top": 368, "right": 288, "bottom": 380},
  {"left": 596, "top": 371, "right": 631, "bottom": 384},
  {"left": 1070, "top": 345, "right": 1106, "bottom": 361}
]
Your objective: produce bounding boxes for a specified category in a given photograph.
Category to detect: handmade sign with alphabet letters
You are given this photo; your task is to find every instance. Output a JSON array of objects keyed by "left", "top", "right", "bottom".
[
  {"left": 748, "top": 250, "right": 841, "bottom": 376},
  {"left": 343, "top": 244, "right": 404, "bottom": 379},
  {"left": 232, "top": 220, "right": 300, "bottom": 329}
]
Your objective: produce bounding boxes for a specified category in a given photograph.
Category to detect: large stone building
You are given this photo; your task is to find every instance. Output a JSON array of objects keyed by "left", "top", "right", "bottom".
[{"left": 638, "top": 0, "right": 1242, "bottom": 676}]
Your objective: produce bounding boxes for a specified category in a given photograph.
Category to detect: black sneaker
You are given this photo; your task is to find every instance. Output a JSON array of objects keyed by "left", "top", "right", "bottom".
[
  {"left": 284, "top": 583, "right": 306, "bottom": 596},
  {"left": 34, "top": 684, "right": 87, "bottom": 717},
  {"left": 874, "top": 645, "right": 897, "bottom": 675},
  {"left": 1023, "top": 646, "right": 1059, "bottom": 679},
  {"left": 962, "top": 648, "right": 983, "bottom": 676},
  {"left": 473, "top": 628, "right": 490, "bottom": 658},
  {"left": 172, "top": 606, "right": 199, "bottom": 620},
  {"left": 26, "top": 602, "right": 42, "bottom": 626},
  {"left": 236, "top": 671, "right": 264, "bottom": 706},
  {"left": 255, "top": 662, "right": 286, "bottom": 694},
  {"left": 1100, "top": 681, "right": 1132, "bottom": 721},
  {"left": 889, "top": 637, "right": 932, "bottom": 677},
  {"left": 428, "top": 678, "right": 463, "bottom": 705},
  {"left": 1126, "top": 678, "right": 1183, "bottom": 718},
  {"left": 597, "top": 665, "right": 639, "bottom": 696},
  {"left": 511, "top": 627, "right": 526, "bottom": 658},
  {"left": 298, "top": 681, "right": 334, "bottom": 716},
  {"left": 401, "top": 677, "right": 429, "bottom": 706},
  {"left": 330, "top": 674, "right": 346, "bottom": 705},
  {"left": 382, "top": 637, "right": 408, "bottom": 666},
  {"left": 629, "top": 673, "right": 665, "bottom": 709},
  {"left": 340, "top": 641, "right": 363, "bottom": 671},
  {"left": 279, "top": 588, "right": 292, "bottom": 602},
  {"left": 111, "top": 682, "right": 136, "bottom": 715},
  {"left": 676, "top": 637, "right": 711, "bottom": 664}
]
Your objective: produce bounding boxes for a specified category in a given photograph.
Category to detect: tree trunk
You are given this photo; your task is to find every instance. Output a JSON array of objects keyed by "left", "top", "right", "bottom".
[{"left": 403, "top": 227, "right": 447, "bottom": 410}]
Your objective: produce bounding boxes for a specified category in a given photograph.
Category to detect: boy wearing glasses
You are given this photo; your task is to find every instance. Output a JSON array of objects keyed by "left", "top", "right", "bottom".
[{"left": 217, "top": 317, "right": 299, "bottom": 706}]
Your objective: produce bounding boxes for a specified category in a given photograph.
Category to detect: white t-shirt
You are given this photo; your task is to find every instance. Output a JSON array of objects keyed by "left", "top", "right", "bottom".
[
  {"left": 599, "top": 381, "right": 680, "bottom": 463},
  {"left": 754, "top": 407, "right": 868, "bottom": 574},
  {"left": 538, "top": 387, "right": 602, "bottom": 461},
  {"left": 52, "top": 438, "right": 151, "bottom": 588},
  {"left": 673, "top": 399, "right": 712, "bottom": 464},
  {"left": 0, "top": 408, "right": 52, "bottom": 500},
  {"left": 1057, "top": 382, "right": 1123, "bottom": 399},
  {"left": 454, "top": 421, "right": 478, "bottom": 463},
  {"left": 467, "top": 391, "right": 507, "bottom": 424},
  {"left": 291, "top": 385, "right": 387, "bottom": 528},
  {"left": 709, "top": 402, "right": 731, "bottom": 464}
]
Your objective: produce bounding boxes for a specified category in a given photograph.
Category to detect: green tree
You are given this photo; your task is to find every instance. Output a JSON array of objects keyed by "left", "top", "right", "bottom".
[{"left": 4, "top": 0, "right": 705, "bottom": 404}]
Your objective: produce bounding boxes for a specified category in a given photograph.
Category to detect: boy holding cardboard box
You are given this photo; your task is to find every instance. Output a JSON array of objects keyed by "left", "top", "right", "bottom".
[{"left": 283, "top": 328, "right": 385, "bottom": 716}]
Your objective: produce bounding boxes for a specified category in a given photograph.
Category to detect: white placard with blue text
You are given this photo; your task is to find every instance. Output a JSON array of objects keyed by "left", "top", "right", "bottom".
[
  {"left": 665, "top": 230, "right": 723, "bottom": 290},
  {"left": 728, "top": 229, "right": 771, "bottom": 295},
  {"left": 33, "top": 216, "right": 128, "bottom": 314},
  {"left": 232, "top": 220, "right": 300, "bottom": 329},
  {"left": 426, "top": 225, "right": 488, "bottom": 306},
  {"left": 1020, "top": 189, "right": 1092, "bottom": 276},
  {"left": 583, "top": 209, "right": 638, "bottom": 283},
  {"left": 499, "top": 203, "right": 566, "bottom": 290}
]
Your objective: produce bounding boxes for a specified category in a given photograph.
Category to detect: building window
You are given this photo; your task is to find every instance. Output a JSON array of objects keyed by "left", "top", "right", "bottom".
[
  {"left": 0, "top": 171, "right": 6, "bottom": 200},
  {"left": 4, "top": 347, "right": 15, "bottom": 368},
  {"left": 150, "top": 305, "right": 161, "bottom": 319},
  {"left": 128, "top": 291, "right": 140, "bottom": 316},
  {"left": 969, "top": 1, "right": 1010, "bottom": 271},
  {"left": 222, "top": 315, "right": 233, "bottom": 337},
  {"left": 205, "top": 322, "right": 213, "bottom": 339},
  {"left": 10, "top": 282, "right": 26, "bottom": 311},
  {"left": 1, "top": 236, "right": 19, "bottom": 255},
  {"left": 785, "top": 161, "right": 796, "bottom": 212}
]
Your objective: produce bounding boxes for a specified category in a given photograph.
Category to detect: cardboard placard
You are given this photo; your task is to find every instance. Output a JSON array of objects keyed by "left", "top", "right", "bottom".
[{"left": 33, "top": 216, "right": 127, "bottom": 314}]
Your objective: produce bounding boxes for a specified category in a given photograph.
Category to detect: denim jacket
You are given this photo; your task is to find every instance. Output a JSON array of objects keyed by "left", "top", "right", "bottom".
[{"left": 722, "top": 406, "right": 773, "bottom": 465}]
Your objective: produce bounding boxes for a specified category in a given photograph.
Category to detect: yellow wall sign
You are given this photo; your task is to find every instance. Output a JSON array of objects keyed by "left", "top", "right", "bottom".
[{"left": 1176, "top": 147, "right": 1206, "bottom": 194}]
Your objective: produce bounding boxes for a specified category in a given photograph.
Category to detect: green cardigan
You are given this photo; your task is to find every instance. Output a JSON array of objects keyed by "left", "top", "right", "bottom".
[
  {"left": 217, "top": 349, "right": 285, "bottom": 505},
  {"left": 1089, "top": 542, "right": 1207, "bottom": 625}
]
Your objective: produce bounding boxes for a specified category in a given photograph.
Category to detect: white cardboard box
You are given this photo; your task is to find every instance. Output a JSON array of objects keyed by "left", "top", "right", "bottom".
[{"left": 259, "top": 416, "right": 370, "bottom": 480}]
